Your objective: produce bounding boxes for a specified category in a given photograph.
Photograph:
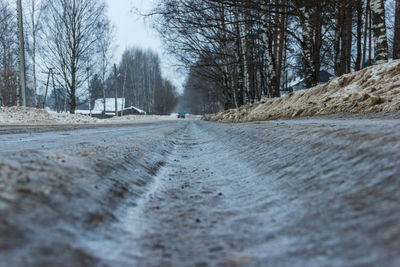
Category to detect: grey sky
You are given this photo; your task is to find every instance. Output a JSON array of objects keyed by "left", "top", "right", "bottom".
[{"left": 105, "top": 0, "right": 186, "bottom": 94}]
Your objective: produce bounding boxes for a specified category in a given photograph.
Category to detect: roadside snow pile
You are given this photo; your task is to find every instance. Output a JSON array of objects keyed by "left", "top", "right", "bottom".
[
  {"left": 0, "top": 106, "right": 99, "bottom": 124},
  {"left": 0, "top": 106, "right": 179, "bottom": 125},
  {"left": 204, "top": 60, "right": 400, "bottom": 122}
]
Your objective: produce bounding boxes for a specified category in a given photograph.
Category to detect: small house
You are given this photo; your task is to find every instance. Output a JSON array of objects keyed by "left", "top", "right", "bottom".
[
  {"left": 283, "top": 70, "right": 334, "bottom": 94},
  {"left": 76, "top": 98, "right": 146, "bottom": 118}
]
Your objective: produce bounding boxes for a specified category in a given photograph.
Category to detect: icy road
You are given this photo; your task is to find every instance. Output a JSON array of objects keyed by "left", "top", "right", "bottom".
[{"left": 0, "top": 118, "right": 399, "bottom": 266}]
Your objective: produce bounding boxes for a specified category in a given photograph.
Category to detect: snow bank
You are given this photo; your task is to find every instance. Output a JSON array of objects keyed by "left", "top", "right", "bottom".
[
  {"left": 0, "top": 106, "right": 179, "bottom": 125},
  {"left": 204, "top": 60, "right": 400, "bottom": 122},
  {"left": 0, "top": 106, "right": 99, "bottom": 124}
]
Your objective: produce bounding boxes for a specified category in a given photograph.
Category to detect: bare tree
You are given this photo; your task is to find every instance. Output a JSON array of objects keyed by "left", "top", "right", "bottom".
[
  {"left": 25, "top": 0, "right": 47, "bottom": 107},
  {"left": 293, "top": 0, "right": 318, "bottom": 88},
  {"left": 98, "top": 20, "right": 115, "bottom": 116},
  {"left": 45, "top": 0, "right": 107, "bottom": 113},
  {"left": 371, "top": 0, "right": 389, "bottom": 64},
  {"left": 0, "top": 1, "right": 18, "bottom": 106},
  {"left": 151, "top": 0, "right": 391, "bottom": 111}
]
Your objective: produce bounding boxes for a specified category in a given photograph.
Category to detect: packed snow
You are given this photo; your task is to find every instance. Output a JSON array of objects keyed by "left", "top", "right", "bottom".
[
  {"left": 1, "top": 120, "right": 399, "bottom": 266},
  {"left": 204, "top": 60, "right": 400, "bottom": 122},
  {"left": 0, "top": 106, "right": 180, "bottom": 125}
]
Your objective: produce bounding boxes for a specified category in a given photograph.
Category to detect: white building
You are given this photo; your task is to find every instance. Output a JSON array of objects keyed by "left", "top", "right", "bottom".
[{"left": 76, "top": 98, "right": 146, "bottom": 117}]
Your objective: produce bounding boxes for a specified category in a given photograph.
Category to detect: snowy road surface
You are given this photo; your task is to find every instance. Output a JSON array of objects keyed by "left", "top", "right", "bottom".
[{"left": 0, "top": 118, "right": 399, "bottom": 266}]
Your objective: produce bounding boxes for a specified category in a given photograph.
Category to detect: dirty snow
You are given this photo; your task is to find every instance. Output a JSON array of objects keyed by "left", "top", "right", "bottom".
[
  {"left": 1, "top": 120, "right": 399, "bottom": 266},
  {"left": 0, "top": 122, "right": 181, "bottom": 266},
  {"left": 0, "top": 106, "right": 99, "bottom": 124},
  {"left": 204, "top": 60, "right": 400, "bottom": 122},
  {"left": 0, "top": 106, "right": 181, "bottom": 125}
]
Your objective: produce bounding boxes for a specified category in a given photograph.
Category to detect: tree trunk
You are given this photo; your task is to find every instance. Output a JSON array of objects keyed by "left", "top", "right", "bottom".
[
  {"left": 338, "top": 0, "right": 352, "bottom": 75},
  {"left": 277, "top": 0, "right": 287, "bottom": 90},
  {"left": 102, "top": 54, "right": 107, "bottom": 117},
  {"left": 220, "top": 4, "right": 236, "bottom": 108},
  {"left": 355, "top": 0, "right": 363, "bottom": 71},
  {"left": 362, "top": 0, "right": 370, "bottom": 68},
  {"left": 345, "top": 0, "right": 353, "bottom": 73},
  {"left": 273, "top": 0, "right": 280, "bottom": 66},
  {"left": 313, "top": 0, "right": 322, "bottom": 82},
  {"left": 394, "top": 0, "right": 400, "bottom": 59},
  {"left": 235, "top": 10, "right": 245, "bottom": 106},
  {"left": 31, "top": 0, "right": 38, "bottom": 107},
  {"left": 334, "top": 1, "right": 342, "bottom": 76},
  {"left": 70, "top": 58, "right": 77, "bottom": 114},
  {"left": 238, "top": 11, "right": 250, "bottom": 104},
  {"left": 262, "top": 1, "right": 280, "bottom": 97},
  {"left": 370, "top": 0, "right": 388, "bottom": 64},
  {"left": 295, "top": 1, "right": 317, "bottom": 88},
  {"left": 369, "top": 5, "right": 372, "bottom": 64},
  {"left": 338, "top": 0, "right": 346, "bottom": 75},
  {"left": 64, "top": 82, "right": 67, "bottom": 113}
]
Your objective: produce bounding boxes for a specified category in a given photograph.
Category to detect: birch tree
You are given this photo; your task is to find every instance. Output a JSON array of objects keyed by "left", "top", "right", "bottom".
[
  {"left": 293, "top": 0, "right": 317, "bottom": 88},
  {"left": 261, "top": 1, "right": 280, "bottom": 97},
  {"left": 45, "top": 0, "right": 107, "bottom": 113},
  {"left": 25, "top": 0, "right": 47, "bottom": 107},
  {"left": 371, "top": 0, "right": 389, "bottom": 64}
]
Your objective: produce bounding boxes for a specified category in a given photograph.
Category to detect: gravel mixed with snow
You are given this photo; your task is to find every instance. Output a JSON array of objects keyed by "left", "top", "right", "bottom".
[
  {"left": 2, "top": 120, "right": 399, "bottom": 266},
  {"left": 204, "top": 60, "right": 400, "bottom": 122}
]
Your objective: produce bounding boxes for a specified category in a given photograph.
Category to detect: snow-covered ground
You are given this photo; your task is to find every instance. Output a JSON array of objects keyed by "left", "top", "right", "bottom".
[
  {"left": 204, "top": 60, "right": 400, "bottom": 122},
  {"left": 0, "top": 106, "right": 189, "bottom": 125}
]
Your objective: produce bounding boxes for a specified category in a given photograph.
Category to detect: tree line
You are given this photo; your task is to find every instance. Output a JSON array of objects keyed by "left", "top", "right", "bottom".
[
  {"left": 153, "top": 0, "right": 400, "bottom": 111},
  {"left": 89, "top": 48, "right": 178, "bottom": 115},
  {"left": 0, "top": 0, "right": 178, "bottom": 114}
]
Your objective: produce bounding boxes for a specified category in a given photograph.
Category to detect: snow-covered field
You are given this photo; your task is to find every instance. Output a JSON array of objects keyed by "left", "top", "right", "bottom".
[
  {"left": 0, "top": 106, "right": 187, "bottom": 125},
  {"left": 204, "top": 60, "right": 400, "bottom": 122}
]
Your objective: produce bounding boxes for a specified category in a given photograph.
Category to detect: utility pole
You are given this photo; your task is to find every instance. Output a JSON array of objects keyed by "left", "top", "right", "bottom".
[
  {"left": 114, "top": 64, "right": 118, "bottom": 116},
  {"left": 42, "top": 68, "right": 51, "bottom": 108},
  {"left": 121, "top": 67, "right": 127, "bottom": 116},
  {"left": 51, "top": 70, "right": 57, "bottom": 112},
  {"left": 86, "top": 67, "right": 92, "bottom": 117},
  {"left": 17, "top": 0, "right": 27, "bottom": 106},
  {"left": 42, "top": 68, "right": 54, "bottom": 108}
]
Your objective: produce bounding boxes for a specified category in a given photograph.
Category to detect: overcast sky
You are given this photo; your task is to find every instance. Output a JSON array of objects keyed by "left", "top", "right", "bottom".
[{"left": 105, "top": 0, "right": 186, "bottom": 94}]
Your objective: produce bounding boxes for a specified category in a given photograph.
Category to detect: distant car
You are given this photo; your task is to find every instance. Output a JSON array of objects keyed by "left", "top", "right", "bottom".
[{"left": 178, "top": 111, "right": 185, "bottom": 118}]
